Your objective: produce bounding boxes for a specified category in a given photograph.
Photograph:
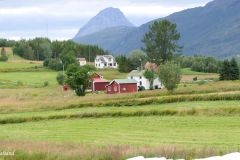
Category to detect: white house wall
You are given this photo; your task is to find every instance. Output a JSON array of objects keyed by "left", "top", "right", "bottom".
[{"left": 128, "top": 76, "right": 163, "bottom": 90}]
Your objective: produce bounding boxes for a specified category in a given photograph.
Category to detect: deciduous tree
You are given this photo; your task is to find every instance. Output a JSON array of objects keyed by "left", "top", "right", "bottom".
[
  {"left": 143, "top": 20, "right": 181, "bottom": 65},
  {"left": 158, "top": 62, "right": 181, "bottom": 92}
]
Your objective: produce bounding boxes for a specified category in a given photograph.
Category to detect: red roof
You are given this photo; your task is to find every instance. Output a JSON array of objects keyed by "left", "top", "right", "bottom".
[{"left": 93, "top": 78, "right": 109, "bottom": 83}]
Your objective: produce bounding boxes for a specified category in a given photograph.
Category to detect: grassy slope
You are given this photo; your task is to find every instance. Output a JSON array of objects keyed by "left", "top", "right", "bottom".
[
  {"left": 0, "top": 61, "right": 40, "bottom": 69},
  {"left": 0, "top": 72, "right": 58, "bottom": 87}
]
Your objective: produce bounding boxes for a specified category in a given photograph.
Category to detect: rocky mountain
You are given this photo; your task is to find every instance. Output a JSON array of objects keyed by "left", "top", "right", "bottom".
[
  {"left": 74, "top": 0, "right": 240, "bottom": 58},
  {"left": 74, "top": 7, "right": 134, "bottom": 38}
]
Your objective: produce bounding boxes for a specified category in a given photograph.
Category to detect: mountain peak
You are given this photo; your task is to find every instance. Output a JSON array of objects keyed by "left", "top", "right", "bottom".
[{"left": 74, "top": 7, "right": 134, "bottom": 38}]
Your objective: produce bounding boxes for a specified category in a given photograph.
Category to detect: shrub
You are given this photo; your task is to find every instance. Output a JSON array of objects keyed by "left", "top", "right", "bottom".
[
  {"left": 0, "top": 55, "right": 8, "bottom": 62},
  {"left": 138, "top": 86, "right": 146, "bottom": 91},
  {"left": 43, "top": 81, "right": 49, "bottom": 87},
  {"left": 193, "top": 77, "right": 198, "bottom": 81},
  {"left": 17, "top": 81, "right": 23, "bottom": 86},
  {"left": 56, "top": 72, "right": 65, "bottom": 85}
]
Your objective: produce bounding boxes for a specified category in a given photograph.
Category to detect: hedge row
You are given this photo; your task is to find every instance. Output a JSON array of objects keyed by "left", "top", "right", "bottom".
[
  {"left": 1, "top": 106, "right": 240, "bottom": 125},
  {"left": 59, "top": 92, "right": 240, "bottom": 110}
]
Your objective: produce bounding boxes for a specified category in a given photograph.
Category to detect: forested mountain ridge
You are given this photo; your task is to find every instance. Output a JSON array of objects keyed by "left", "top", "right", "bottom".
[{"left": 74, "top": 0, "right": 240, "bottom": 58}]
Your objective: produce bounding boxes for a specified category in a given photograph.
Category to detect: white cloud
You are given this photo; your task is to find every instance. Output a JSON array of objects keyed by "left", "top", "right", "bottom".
[{"left": 0, "top": 0, "right": 213, "bottom": 39}]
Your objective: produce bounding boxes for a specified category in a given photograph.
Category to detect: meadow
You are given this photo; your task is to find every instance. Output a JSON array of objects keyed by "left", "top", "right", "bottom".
[{"left": 0, "top": 58, "right": 240, "bottom": 160}]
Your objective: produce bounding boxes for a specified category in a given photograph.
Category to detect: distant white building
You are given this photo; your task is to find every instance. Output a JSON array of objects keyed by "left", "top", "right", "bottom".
[
  {"left": 128, "top": 70, "right": 163, "bottom": 90},
  {"left": 77, "top": 58, "right": 87, "bottom": 66},
  {"left": 95, "top": 55, "right": 118, "bottom": 69}
]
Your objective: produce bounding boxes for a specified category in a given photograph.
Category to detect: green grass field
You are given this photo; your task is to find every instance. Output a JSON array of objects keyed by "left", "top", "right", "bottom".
[
  {"left": 1, "top": 116, "right": 240, "bottom": 148},
  {"left": 0, "top": 61, "right": 40, "bottom": 69},
  {"left": 0, "top": 71, "right": 58, "bottom": 87},
  {"left": 0, "top": 59, "right": 240, "bottom": 159},
  {"left": 181, "top": 68, "right": 212, "bottom": 75},
  {"left": 97, "top": 68, "right": 129, "bottom": 80}
]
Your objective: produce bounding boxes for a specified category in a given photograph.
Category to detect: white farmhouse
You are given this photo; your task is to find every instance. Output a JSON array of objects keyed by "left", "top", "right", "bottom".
[
  {"left": 77, "top": 58, "right": 87, "bottom": 66},
  {"left": 95, "top": 55, "right": 118, "bottom": 69},
  {"left": 128, "top": 70, "right": 163, "bottom": 90}
]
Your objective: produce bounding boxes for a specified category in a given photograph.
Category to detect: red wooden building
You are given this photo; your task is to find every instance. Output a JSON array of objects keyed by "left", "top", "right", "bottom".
[
  {"left": 106, "top": 79, "right": 138, "bottom": 94},
  {"left": 91, "top": 73, "right": 109, "bottom": 92}
]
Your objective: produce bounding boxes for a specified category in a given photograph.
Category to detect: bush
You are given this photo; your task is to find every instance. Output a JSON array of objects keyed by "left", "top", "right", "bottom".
[
  {"left": 56, "top": 72, "right": 65, "bottom": 85},
  {"left": 17, "top": 81, "right": 23, "bottom": 86},
  {"left": 0, "top": 55, "right": 8, "bottom": 62},
  {"left": 43, "top": 81, "right": 49, "bottom": 87},
  {"left": 48, "top": 59, "right": 63, "bottom": 71},
  {"left": 138, "top": 86, "right": 146, "bottom": 91},
  {"left": 43, "top": 58, "right": 50, "bottom": 67},
  {"left": 193, "top": 77, "right": 198, "bottom": 81},
  {"left": 75, "top": 85, "right": 86, "bottom": 96}
]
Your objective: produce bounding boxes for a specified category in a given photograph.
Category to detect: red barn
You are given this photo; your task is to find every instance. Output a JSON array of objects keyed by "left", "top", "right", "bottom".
[
  {"left": 106, "top": 79, "right": 138, "bottom": 94},
  {"left": 91, "top": 73, "right": 109, "bottom": 92}
]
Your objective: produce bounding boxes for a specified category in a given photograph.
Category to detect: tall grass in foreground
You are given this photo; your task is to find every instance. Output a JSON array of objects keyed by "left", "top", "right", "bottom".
[{"left": 1, "top": 141, "right": 239, "bottom": 160}]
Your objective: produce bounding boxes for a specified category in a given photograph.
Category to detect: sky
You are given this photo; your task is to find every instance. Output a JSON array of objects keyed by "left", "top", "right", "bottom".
[{"left": 0, "top": 0, "right": 213, "bottom": 40}]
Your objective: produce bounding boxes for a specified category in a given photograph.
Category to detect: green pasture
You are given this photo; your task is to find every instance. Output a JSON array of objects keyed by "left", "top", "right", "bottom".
[
  {"left": 97, "top": 69, "right": 128, "bottom": 80},
  {"left": 0, "top": 72, "right": 58, "bottom": 87},
  {"left": 181, "top": 68, "right": 216, "bottom": 75},
  {"left": 1, "top": 100, "right": 240, "bottom": 121},
  {"left": 0, "top": 61, "right": 40, "bottom": 69},
  {"left": 0, "top": 116, "right": 239, "bottom": 148}
]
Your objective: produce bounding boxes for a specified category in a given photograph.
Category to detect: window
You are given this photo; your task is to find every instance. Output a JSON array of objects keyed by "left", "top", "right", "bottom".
[
  {"left": 104, "top": 63, "right": 107, "bottom": 66},
  {"left": 109, "top": 63, "right": 112, "bottom": 66},
  {"left": 113, "top": 63, "right": 116, "bottom": 66},
  {"left": 114, "top": 86, "right": 118, "bottom": 92},
  {"left": 122, "top": 87, "right": 126, "bottom": 91},
  {"left": 140, "top": 76, "right": 142, "bottom": 79},
  {"left": 131, "top": 76, "right": 133, "bottom": 79},
  {"left": 140, "top": 81, "right": 142, "bottom": 86}
]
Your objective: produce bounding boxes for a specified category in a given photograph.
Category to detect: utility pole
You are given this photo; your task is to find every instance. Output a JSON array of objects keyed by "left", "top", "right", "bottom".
[{"left": 88, "top": 46, "right": 91, "bottom": 62}]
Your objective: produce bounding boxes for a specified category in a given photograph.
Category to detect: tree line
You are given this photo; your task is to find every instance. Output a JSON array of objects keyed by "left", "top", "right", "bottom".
[{"left": 0, "top": 38, "right": 108, "bottom": 69}]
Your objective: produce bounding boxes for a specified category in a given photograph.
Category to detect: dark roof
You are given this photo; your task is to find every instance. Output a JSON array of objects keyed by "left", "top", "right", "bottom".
[
  {"left": 128, "top": 70, "right": 145, "bottom": 77},
  {"left": 107, "top": 79, "right": 137, "bottom": 86}
]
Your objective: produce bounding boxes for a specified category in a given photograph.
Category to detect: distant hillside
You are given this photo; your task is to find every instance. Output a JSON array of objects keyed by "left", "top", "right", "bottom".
[
  {"left": 74, "top": 0, "right": 240, "bottom": 58},
  {"left": 75, "top": 26, "right": 136, "bottom": 54},
  {"left": 74, "top": 7, "right": 134, "bottom": 38}
]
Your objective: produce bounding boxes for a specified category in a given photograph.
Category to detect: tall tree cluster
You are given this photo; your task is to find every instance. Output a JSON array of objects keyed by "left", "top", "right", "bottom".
[
  {"left": 12, "top": 38, "right": 108, "bottom": 62},
  {"left": 142, "top": 19, "right": 182, "bottom": 92},
  {"left": 116, "top": 49, "right": 147, "bottom": 73},
  {"left": 178, "top": 55, "right": 222, "bottom": 73},
  {"left": 220, "top": 58, "right": 239, "bottom": 80},
  {"left": 143, "top": 20, "right": 182, "bottom": 65}
]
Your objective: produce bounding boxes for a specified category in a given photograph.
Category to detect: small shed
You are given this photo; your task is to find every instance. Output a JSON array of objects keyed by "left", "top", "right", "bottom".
[
  {"left": 106, "top": 79, "right": 138, "bottom": 94},
  {"left": 77, "top": 58, "right": 87, "bottom": 66},
  {"left": 91, "top": 73, "right": 109, "bottom": 92}
]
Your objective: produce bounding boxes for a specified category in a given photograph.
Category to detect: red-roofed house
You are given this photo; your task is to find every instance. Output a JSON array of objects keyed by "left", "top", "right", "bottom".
[{"left": 91, "top": 73, "right": 109, "bottom": 92}]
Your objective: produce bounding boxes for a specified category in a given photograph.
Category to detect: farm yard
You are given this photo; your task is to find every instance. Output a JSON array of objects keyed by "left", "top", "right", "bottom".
[{"left": 0, "top": 57, "right": 240, "bottom": 160}]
